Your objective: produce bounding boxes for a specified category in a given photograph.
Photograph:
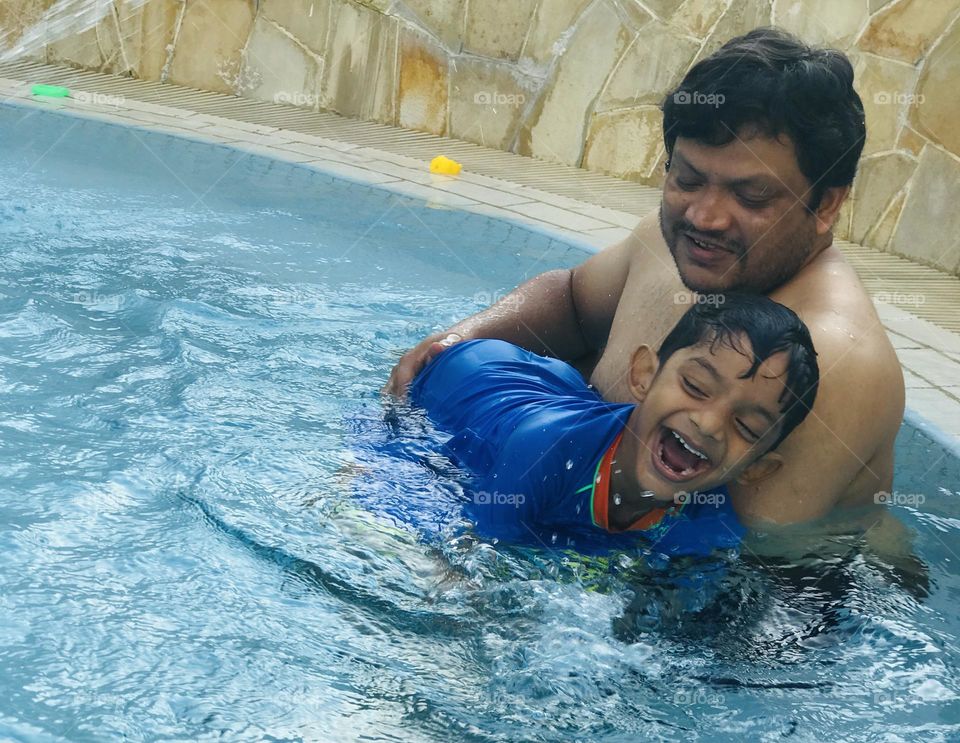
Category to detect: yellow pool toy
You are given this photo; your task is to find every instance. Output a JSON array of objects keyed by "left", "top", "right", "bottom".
[{"left": 430, "top": 155, "right": 462, "bottom": 176}]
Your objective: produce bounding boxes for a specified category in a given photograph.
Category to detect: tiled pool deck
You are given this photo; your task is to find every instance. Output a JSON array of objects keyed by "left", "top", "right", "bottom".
[{"left": 1, "top": 60, "right": 958, "bottom": 449}]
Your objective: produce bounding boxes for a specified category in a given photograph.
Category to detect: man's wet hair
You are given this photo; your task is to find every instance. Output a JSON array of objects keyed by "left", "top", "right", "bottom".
[
  {"left": 657, "top": 293, "right": 819, "bottom": 451},
  {"left": 662, "top": 27, "right": 866, "bottom": 210}
]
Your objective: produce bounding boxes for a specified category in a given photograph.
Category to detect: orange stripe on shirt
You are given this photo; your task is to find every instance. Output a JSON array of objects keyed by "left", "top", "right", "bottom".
[{"left": 591, "top": 432, "right": 671, "bottom": 533}]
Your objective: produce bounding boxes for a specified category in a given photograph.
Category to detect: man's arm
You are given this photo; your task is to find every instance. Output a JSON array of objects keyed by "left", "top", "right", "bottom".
[{"left": 383, "top": 229, "right": 636, "bottom": 395}]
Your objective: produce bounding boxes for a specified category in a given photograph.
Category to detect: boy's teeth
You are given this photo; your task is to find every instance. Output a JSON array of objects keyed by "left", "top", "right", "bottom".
[{"left": 672, "top": 430, "right": 707, "bottom": 461}]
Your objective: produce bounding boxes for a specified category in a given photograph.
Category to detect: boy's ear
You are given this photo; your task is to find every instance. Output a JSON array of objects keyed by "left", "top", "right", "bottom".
[
  {"left": 628, "top": 345, "right": 658, "bottom": 402},
  {"left": 736, "top": 452, "right": 783, "bottom": 486}
]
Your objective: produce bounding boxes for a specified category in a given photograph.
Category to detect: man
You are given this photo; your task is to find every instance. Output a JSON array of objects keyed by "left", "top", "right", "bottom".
[{"left": 385, "top": 27, "right": 905, "bottom": 528}]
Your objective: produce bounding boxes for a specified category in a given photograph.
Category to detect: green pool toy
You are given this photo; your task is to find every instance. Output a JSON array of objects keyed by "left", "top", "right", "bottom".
[{"left": 31, "top": 84, "right": 70, "bottom": 98}]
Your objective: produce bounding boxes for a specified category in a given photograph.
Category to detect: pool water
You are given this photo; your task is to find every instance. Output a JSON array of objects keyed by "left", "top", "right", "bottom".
[{"left": 0, "top": 102, "right": 958, "bottom": 742}]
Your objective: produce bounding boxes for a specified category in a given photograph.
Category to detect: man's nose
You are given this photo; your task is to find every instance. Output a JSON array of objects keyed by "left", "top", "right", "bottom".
[{"left": 685, "top": 187, "right": 732, "bottom": 234}]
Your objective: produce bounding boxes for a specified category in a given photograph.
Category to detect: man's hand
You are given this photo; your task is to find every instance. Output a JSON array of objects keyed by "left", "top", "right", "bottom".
[{"left": 382, "top": 333, "right": 463, "bottom": 396}]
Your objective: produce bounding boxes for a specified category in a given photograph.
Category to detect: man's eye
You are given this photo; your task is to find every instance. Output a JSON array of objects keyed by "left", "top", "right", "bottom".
[
  {"left": 736, "top": 418, "right": 760, "bottom": 442},
  {"left": 681, "top": 377, "right": 706, "bottom": 398},
  {"left": 737, "top": 194, "right": 770, "bottom": 209},
  {"left": 676, "top": 178, "right": 702, "bottom": 191}
]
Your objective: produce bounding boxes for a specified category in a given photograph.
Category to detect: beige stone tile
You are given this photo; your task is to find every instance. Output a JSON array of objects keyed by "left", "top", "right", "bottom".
[
  {"left": 448, "top": 57, "right": 533, "bottom": 150},
  {"left": 457, "top": 203, "right": 590, "bottom": 245},
  {"left": 882, "top": 313, "right": 960, "bottom": 355},
  {"left": 130, "top": 0, "right": 182, "bottom": 81},
  {"left": 260, "top": 0, "right": 332, "bottom": 54},
  {"left": 378, "top": 179, "right": 479, "bottom": 209},
  {"left": 859, "top": 0, "right": 960, "bottom": 65},
  {"left": 505, "top": 201, "right": 614, "bottom": 231},
  {"left": 352, "top": 147, "right": 426, "bottom": 167},
  {"left": 905, "top": 388, "right": 960, "bottom": 438},
  {"left": 772, "top": 0, "right": 868, "bottom": 48},
  {"left": 582, "top": 226, "right": 633, "bottom": 248},
  {"left": 583, "top": 106, "right": 665, "bottom": 181},
  {"left": 422, "top": 177, "right": 539, "bottom": 207},
  {"left": 463, "top": 0, "right": 538, "bottom": 60},
  {"left": 670, "top": 0, "right": 728, "bottom": 38},
  {"left": 698, "top": 0, "right": 773, "bottom": 58},
  {"left": 567, "top": 204, "right": 639, "bottom": 230},
  {"left": 897, "top": 126, "right": 928, "bottom": 157},
  {"left": 910, "top": 17, "right": 960, "bottom": 162},
  {"left": 242, "top": 16, "right": 321, "bottom": 111},
  {"left": 854, "top": 52, "right": 919, "bottom": 157},
  {"left": 865, "top": 191, "right": 905, "bottom": 251},
  {"left": 488, "top": 184, "right": 610, "bottom": 212},
  {"left": 360, "top": 159, "right": 436, "bottom": 184},
  {"left": 282, "top": 131, "right": 359, "bottom": 152},
  {"left": 397, "top": 29, "right": 449, "bottom": 136},
  {"left": 192, "top": 114, "right": 278, "bottom": 135},
  {"left": 521, "top": 0, "right": 592, "bottom": 64},
  {"left": 0, "top": 0, "right": 57, "bottom": 52},
  {"left": 597, "top": 21, "right": 698, "bottom": 111},
  {"left": 850, "top": 152, "right": 915, "bottom": 243},
  {"left": 322, "top": 3, "right": 398, "bottom": 124},
  {"left": 167, "top": 0, "right": 256, "bottom": 95},
  {"left": 44, "top": 23, "right": 107, "bottom": 72},
  {"left": 889, "top": 145, "right": 960, "bottom": 275},
  {"left": 886, "top": 330, "right": 924, "bottom": 350},
  {"left": 902, "top": 369, "right": 935, "bottom": 389},
  {"left": 230, "top": 142, "right": 320, "bottom": 163},
  {"left": 519, "top": 1, "right": 634, "bottom": 166},
  {"left": 402, "top": 0, "right": 466, "bottom": 52},
  {"left": 303, "top": 158, "right": 403, "bottom": 185},
  {"left": 125, "top": 123, "right": 244, "bottom": 146},
  {"left": 198, "top": 126, "right": 292, "bottom": 146},
  {"left": 110, "top": 107, "right": 209, "bottom": 128},
  {"left": 120, "top": 98, "right": 199, "bottom": 119},
  {"left": 897, "top": 348, "right": 960, "bottom": 385},
  {"left": 269, "top": 140, "right": 344, "bottom": 159}
]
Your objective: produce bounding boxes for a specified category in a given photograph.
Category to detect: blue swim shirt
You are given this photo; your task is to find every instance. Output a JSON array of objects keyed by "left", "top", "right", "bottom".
[{"left": 408, "top": 339, "right": 744, "bottom": 557}]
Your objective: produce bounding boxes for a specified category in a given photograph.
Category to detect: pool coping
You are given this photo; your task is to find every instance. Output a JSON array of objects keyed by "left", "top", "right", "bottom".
[{"left": 0, "top": 62, "right": 958, "bottom": 449}]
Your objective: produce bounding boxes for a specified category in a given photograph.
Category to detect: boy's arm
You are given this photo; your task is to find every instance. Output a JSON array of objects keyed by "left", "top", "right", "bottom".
[{"left": 383, "top": 229, "right": 636, "bottom": 395}]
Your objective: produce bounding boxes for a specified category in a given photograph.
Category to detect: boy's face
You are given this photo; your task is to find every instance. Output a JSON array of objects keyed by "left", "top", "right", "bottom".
[{"left": 627, "top": 334, "right": 790, "bottom": 500}]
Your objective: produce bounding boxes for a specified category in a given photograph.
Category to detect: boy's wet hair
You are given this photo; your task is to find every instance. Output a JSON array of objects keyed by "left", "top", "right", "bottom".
[
  {"left": 662, "top": 27, "right": 865, "bottom": 210},
  {"left": 657, "top": 293, "right": 819, "bottom": 450}
]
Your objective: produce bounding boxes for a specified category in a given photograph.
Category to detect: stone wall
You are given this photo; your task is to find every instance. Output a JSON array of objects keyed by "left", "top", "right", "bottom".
[{"left": 3, "top": 0, "right": 959, "bottom": 275}]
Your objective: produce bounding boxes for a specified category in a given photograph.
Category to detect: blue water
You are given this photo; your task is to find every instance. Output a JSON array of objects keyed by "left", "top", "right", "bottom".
[{"left": 0, "top": 102, "right": 958, "bottom": 742}]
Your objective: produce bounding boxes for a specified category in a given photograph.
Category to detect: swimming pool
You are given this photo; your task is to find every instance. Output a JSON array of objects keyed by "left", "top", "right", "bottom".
[{"left": 0, "top": 101, "right": 957, "bottom": 742}]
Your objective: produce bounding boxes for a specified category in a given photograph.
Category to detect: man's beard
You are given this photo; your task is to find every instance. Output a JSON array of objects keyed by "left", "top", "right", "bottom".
[{"left": 659, "top": 206, "right": 815, "bottom": 295}]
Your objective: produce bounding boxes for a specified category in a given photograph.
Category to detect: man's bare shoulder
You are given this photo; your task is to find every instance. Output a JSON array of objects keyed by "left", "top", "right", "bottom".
[
  {"left": 624, "top": 210, "right": 672, "bottom": 265},
  {"left": 729, "top": 245, "right": 904, "bottom": 525}
]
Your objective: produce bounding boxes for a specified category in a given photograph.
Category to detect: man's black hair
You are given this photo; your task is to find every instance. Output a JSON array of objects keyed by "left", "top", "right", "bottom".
[
  {"left": 662, "top": 27, "right": 866, "bottom": 210},
  {"left": 657, "top": 293, "right": 819, "bottom": 450}
]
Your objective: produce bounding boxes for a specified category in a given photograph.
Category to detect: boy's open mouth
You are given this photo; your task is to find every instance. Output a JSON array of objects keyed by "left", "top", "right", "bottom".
[{"left": 652, "top": 426, "right": 713, "bottom": 482}]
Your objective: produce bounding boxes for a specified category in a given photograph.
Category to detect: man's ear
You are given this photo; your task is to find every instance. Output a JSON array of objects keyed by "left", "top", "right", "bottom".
[
  {"left": 813, "top": 184, "right": 850, "bottom": 236},
  {"left": 736, "top": 452, "right": 783, "bottom": 486},
  {"left": 628, "top": 345, "right": 658, "bottom": 402}
]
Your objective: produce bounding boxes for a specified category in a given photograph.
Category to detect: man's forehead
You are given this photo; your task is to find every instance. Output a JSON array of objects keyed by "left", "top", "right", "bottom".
[{"left": 673, "top": 134, "right": 801, "bottom": 181}]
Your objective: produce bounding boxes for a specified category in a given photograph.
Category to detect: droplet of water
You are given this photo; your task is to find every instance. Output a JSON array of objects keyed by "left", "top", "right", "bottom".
[{"left": 565, "top": 460, "right": 573, "bottom": 470}]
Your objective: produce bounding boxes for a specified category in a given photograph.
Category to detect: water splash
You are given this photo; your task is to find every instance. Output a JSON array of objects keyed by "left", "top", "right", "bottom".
[{"left": 0, "top": 0, "right": 150, "bottom": 63}]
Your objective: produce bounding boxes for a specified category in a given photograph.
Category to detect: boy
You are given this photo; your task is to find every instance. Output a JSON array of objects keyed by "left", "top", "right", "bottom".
[{"left": 408, "top": 294, "right": 819, "bottom": 556}]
